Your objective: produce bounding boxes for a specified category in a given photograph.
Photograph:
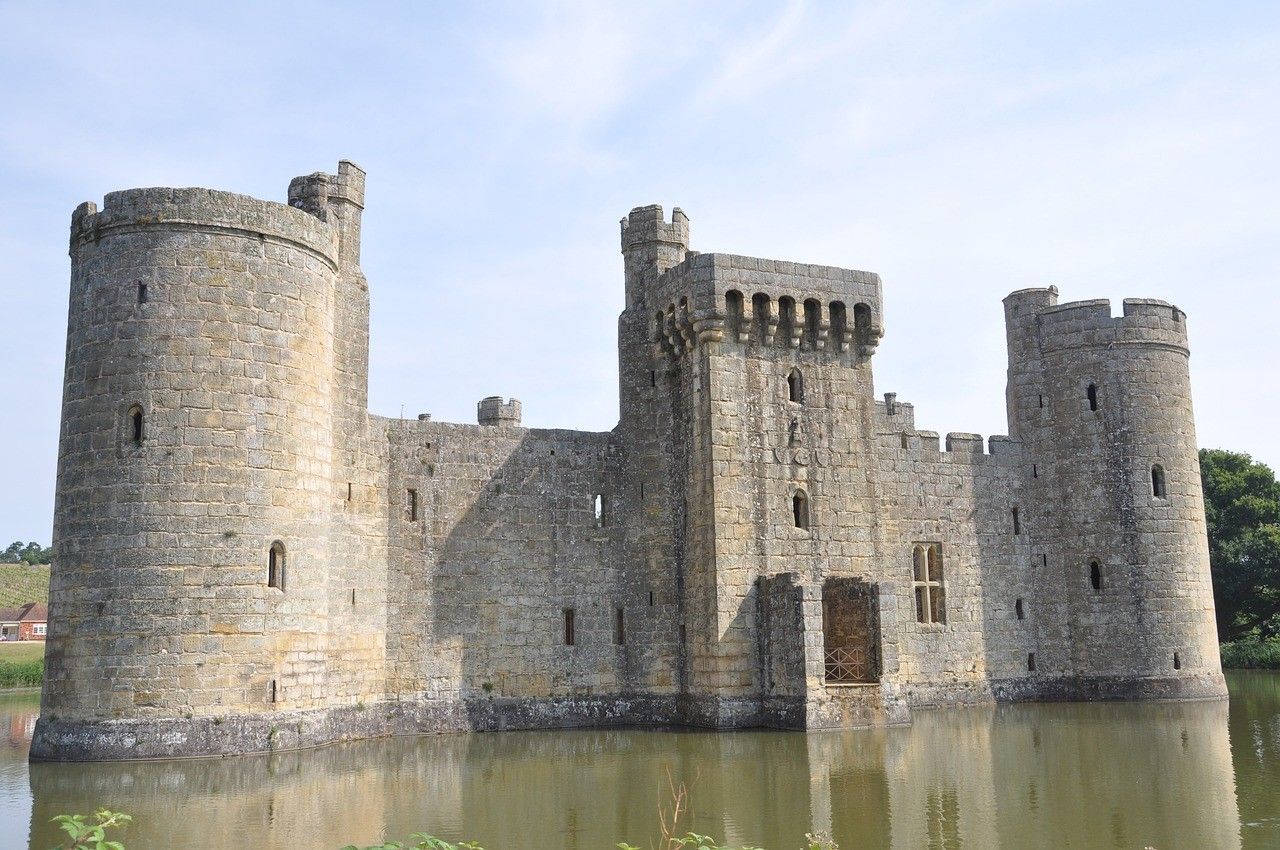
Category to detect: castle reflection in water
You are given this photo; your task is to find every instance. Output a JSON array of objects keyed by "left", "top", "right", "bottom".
[{"left": 7, "top": 691, "right": 1255, "bottom": 849}]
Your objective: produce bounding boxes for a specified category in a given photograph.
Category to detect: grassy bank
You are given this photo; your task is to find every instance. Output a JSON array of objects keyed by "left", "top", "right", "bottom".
[
  {"left": 0, "top": 640, "right": 44, "bottom": 687},
  {"left": 1221, "top": 637, "right": 1280, "bottom": 669}
]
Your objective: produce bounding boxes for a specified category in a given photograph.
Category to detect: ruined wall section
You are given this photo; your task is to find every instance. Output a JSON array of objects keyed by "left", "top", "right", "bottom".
[
  {"left": 384, "top": 412, "right": 649, "bottom": 718},
  {"left": 872, "top": 407, "right": 1032, "bottom": 704}
]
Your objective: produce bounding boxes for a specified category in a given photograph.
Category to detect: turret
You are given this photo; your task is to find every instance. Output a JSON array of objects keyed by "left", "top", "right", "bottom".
[
  {"left": 620, "top": 205, "right": 689, "bottom": 309},
  {"left": 34, "top": 164, "right": 365, "bottom": 760},
  {"left": 1003, "top": 292, "right": 1225, "bottom": 700}
]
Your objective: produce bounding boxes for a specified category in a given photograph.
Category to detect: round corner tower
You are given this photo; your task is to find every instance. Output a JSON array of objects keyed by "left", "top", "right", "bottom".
[
  {"left": 1004, "top": 288, "right": 1226, "bottom": 700},
  {"left": 34, "top": 163, "right": 370, "bottom": 760}
]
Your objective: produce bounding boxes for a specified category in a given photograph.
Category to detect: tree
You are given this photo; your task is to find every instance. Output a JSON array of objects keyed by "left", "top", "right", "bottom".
[
  {"left": 1200, "top": 448, "right": 1280, "bottom": 642},
  {"left": 0, "top": 540, "right": 52, "bottom": 565}
]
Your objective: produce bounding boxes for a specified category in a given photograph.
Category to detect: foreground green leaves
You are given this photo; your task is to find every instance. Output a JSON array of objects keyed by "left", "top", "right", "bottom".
[{"left": 48, "top": 810, "right": 131, "bottom": 850}]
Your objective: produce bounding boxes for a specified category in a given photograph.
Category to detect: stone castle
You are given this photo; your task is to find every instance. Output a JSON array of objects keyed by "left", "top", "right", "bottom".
[{"left": 33, "top": 161, "right": 1226, "bottom": 761}]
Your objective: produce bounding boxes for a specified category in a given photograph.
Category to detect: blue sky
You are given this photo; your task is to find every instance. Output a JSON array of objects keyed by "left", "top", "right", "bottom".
[{"left": 1, "top": 1, "right": 1278, "bottom": 544}]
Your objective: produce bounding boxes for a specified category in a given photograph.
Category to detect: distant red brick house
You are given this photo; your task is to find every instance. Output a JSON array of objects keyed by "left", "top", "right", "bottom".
[{"left": 0, "top": 603, "right": 47, "bottom": 641}]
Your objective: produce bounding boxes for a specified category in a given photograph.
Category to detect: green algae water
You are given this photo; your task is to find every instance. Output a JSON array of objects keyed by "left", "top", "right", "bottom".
[{"left": 2, "top": 671, "right": 1276, "bottom": 850}]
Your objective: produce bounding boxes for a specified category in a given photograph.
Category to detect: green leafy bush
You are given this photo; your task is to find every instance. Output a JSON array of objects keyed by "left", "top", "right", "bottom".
[
  {"left": 1221, "top": 637, "right": 1280, "bottom": 668},
  {"left": 342, "top": 838, "right": 483, "bottom": 850}
]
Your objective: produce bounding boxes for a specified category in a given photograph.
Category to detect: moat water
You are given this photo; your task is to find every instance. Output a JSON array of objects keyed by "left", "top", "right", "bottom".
[{"left": 1, "top": 672, "right": 1277, "bottom": 850}]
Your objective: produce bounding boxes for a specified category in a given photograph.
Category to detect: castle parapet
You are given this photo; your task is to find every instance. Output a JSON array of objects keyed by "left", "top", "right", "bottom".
[
  {"left": 1035, "top": 298, "right": 1189, "bottom": 355},
  {"left": 477, "top": 396, "right": 522, "bottom": 427},
  {"left": 70, "top": 186, "right": 339, "bottom": 268}
]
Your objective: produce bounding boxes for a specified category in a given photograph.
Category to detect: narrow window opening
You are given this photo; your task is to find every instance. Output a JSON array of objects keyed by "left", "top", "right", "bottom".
[
  {"left": 1089, "top": 560, "right": 1102, "bottom": 592},
  {"left": 137, "top": 282, "right": 148, "bottom": 303},
  {"left": 127, "top": 404, "right": 144, "bottom": 446},
  {"left": 787, "top": 368, "right": 803, "bottom": 403},
  {"left": 614, "top": 608, "right": 625, "bottom": 645},
  {"left": 1087, "top": 383, "right": 1098, "bottom": 411},
  {"left": 594, "top": 494, "right": 606, "bottom": 527},
  {"left": 792, "top": 490, "right": 810, "bottom": 530},
  {"left": 853, "top": 303, "right": 873, "bottom": 350},
  {"left": 912, "top": 544, "right": 946, "bottom": 624},
  {"left": 803, "top": 299, "right": 821, "bottom": 349},
  {"left": 407, "top": 488, "right": 419, "bottom": 521},
  {"left": 900, "top": 434, "right": 909, "bottom": 450},
  {"left": 1016, "top": 598, "right": 1025, "bottom": 620},
  {"left": 640, "top": 482, "right": 646, "bottom": 499},
  {"left": 725, "top": 290, "right": 744, "bottom": 341},
  {"left": 268, "top": 542, "right": 286, "bottom": 591},
  {"left": 1151, "top": 465, "right": 1167, "bottom": 499},
  {"left": 351, "top": 588, "right": 356, "bottom": 606},
  {"left": 1012, "top": 508, "right": 1021, "bottom": 535},
  {"left": 1173, "top": 652, "right": 1181, "bottom": 670},
  {"left": 563, "top": 608, "right": 576, "bottom": 646},
  {"left": 1032, "top": 464, "right": 1038, "bottom": 478},
  {"left": 777, "top": 297, "right": 796, "bottom": 349},
  {"left": 1038, "top": 394, "right": 1044, "bottom": 409},
  {"left": 1027, "top": 653, "right": 1036, "bottom": 672},
  {"left": 829, "top": 301, "right": 848, "bottom": 351},
  {"left": 346, "top": 482, "right": 353, "bottom": 502},
  {"left": 1041, "top": 553, "right": 1048, "bottom": 567},
  {"left": 751, "top": 293, "right": 772, "bottom": 345},
  {"left": 679, "top": 624, "right": 686, "bottom": 645},
  {"left": 648, "top": 590, "right": 655, "bottom": 607},
  {"left": 270, "top": 679, "right": 277, "bottom": 703},
  {"left": 649, "top": 370, "right": 656, "bottom": 387}
]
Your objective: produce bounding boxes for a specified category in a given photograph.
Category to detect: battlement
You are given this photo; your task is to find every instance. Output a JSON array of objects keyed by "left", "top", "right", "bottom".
[
  {"left": 70, "top": 185, "right": 340, "bottom": 267},
  {"left": 287, "top": 160, "right": 366, "bottom": 221},
  {"left": 648, "top": 252, "right": 884, "bottom": 358},
  {"left": 1035, "top": 297, "right": 1189, "bottom": 354},
  {"left": 620, "top": 204, "right": 689, "bottom": 252},
  {"left": 477, "top": 396, "right": 522, "bottom": 427}
]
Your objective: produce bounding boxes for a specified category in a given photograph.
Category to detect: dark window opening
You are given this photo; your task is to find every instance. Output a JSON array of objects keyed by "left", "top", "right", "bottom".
[
  {"left": 725, "top": 290, "right": 744, "bottom": 341},
  {"left": 614, "top": 607, "right": 625, "bottom": 645},
  {"left": 268, "top": 542, "right": 286, "bottom": 591},
  {"left": 406, "top": 488, "right": 418, "bottom": 521},
  {"left": 1038, "top": 394, "right": 1044, "bottom": 409},
  {"left": 1087, "top": 383, "right": 1098, "bottom": 411},
  {"left": 1027, "top": 653, "right": 1036, "bottom": 672},
  {"left": 822, "top": 577, "right": 880, "bottom": 684},
  {"left": 351, "top": 588, "right": 356, "bottom": 606},
  {"left": 270, "top": 679, "right": 277, "bottom": 703},
  {"left": 792, "top": 490, "right": 810, "bottom": 529},
  {"left": 751, "top": 293, "right": 772, "bottom": 345},
  {"left": 1041, "top": 553, "right": 1048, "bottom": 567},
  {"left": 1032, "top": 464, "right": 1038, "bottom": 478},
  {"left": 648, "top": 590, "right": 655, "bottom": 607},
  {"left": 1012, "top": 508, "right": 1021, "bottom": 535},
  {"left": 1173, "top": 652, "right": 1181, "bottom": 670},
  {"left": 777, "top": 297, "right": 796, "bottom": 348},
  {"left": 787, "top": 368, "right": 803, "bottom": 403},
  {"left": 649, "top": 370, "right": 656, "bottom": 387},
  {"left": 346, "top": 482, "right": 353, "bottom": 501},
  {"left": 563, "top": 609, "right": 575, "bottom": 646},
  {"left": 803, "top": 299, "right": 821, "bottom": 349},
  {"left": 1016, "top": 598, "right": 1025, "bottom": 620},
  {"left": 1089, "top": 560, "right": 1102, "bottom": 592},
  {"left": 128, "top": 405, "right": 144, "bottom": 446},
  {"left": 853, "top": 303, "right": 873, "bottom": 350},
  {"left": 1151, "top": 465, "right": 1167, "bottom": 499},
  {"left": 829, "top": 301, "right": 848, "bottom": 351},
  {"left": 137, "top": 282, "right": 148, "bottom": 303}
]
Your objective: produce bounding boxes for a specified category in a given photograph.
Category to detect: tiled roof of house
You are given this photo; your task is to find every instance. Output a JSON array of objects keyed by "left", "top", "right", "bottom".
[{"left": 0, "top": 602, "right": 46, "bottom": 623}]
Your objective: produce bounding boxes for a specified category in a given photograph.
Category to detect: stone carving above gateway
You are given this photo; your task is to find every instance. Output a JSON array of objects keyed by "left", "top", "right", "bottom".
[{"left": 33, "top": 161, "right": 1226, "bottom": 761}]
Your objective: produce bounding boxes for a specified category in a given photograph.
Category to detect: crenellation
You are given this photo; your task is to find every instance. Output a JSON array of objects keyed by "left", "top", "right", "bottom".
[{"left": 32, "top": 167, "right": 1227, "bottom": 762}]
